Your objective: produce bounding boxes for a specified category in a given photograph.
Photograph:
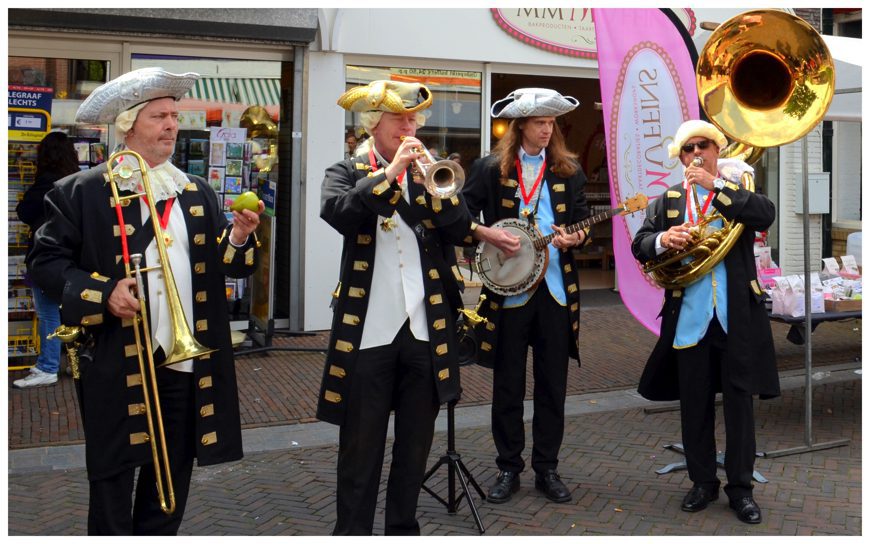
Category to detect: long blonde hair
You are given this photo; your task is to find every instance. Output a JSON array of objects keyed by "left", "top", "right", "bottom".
[{"left": 492, "top": 118, "right": 579, "bottom": 179}]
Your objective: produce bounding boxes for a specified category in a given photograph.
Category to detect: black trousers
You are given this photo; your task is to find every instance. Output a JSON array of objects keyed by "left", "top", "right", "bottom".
[
  {"left": 492, "top": 285, "right": 570, "bottom": 474},
  {"left": 676, "top": 317, "right": 755, "bottom": 500},
  {"left": 334, "top": 320, "right": 441, "bottom": 536},
  {"left": 87, "top": 367, "right": 196, "bottom": 535}
]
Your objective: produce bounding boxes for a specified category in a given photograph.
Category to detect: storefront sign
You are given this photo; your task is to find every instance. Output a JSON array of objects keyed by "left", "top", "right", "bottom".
[
  {"left": 8, "top": 85, "right": 53, "bottom": 141},
  {"left": 209, "top": 127, "right": 246, "bottom": 144},
  {"left": 392, "top": 68, "right": 481, "bottom": 90},
  {"left": 491, "top": 8, "right": 696, "bottom": 59}
]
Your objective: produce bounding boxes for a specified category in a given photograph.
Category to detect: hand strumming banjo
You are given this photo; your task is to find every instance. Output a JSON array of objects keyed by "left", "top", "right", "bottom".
[{"left": 474, "top": 193, "right": 648, "bottom": 296}]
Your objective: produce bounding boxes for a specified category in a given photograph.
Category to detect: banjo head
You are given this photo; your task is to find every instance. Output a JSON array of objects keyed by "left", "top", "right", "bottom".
[{"left": 475, "top": 218, "right": 548, "bottom": 296}]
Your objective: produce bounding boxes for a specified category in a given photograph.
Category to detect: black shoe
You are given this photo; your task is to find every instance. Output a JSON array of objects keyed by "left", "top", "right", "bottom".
[
  {"left": 681, "top": 486, "right": 719, "bottom": 512},
  {"left": 487, "top": 470, "right": 520, "bottom": 504},
  {"left": 534, "top": 469, "right": 572, "bottom": 503},
  {"left": 730, "top": 497, "right": 762, "bottom": 524}
]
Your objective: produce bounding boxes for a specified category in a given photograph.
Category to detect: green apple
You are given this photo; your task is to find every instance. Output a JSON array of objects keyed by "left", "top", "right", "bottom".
[{"left": 230, "top": 191, "right": 260, "bottom": 213}]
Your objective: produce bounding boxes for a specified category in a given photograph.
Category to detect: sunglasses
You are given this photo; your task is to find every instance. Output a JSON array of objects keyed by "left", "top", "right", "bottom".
[{"left": 681, "top": 140, "right": 712, "bottom": 153}]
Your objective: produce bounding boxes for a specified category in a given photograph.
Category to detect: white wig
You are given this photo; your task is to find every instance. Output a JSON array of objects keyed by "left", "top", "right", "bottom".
[{"left": 114, "top": 102, "right": 148, "bottom": 142}]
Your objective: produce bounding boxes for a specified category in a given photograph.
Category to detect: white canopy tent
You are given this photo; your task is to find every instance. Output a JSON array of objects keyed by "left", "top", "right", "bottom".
[
  {"left": 764, "top": 33, "right": 863, "bottom": 459},
  {"left": 824, "top": 35, "right": 862, "bottom": 122}
]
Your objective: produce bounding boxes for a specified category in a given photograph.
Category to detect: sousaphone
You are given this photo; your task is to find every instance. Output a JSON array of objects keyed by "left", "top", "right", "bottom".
[{"left": 644, "top": 9, "right": 835, "bottom": 289}]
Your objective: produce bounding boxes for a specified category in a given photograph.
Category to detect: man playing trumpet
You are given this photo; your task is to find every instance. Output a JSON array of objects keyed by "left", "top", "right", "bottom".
[
  {"left": 28, "top": 67, "right": 263, "bottom": 535},
  {"left": 318, "top": 80, "right": 472, "bottom": 535}
]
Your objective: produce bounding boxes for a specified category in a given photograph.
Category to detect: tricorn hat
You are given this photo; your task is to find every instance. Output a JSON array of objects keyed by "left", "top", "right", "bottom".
[
  {"left": 75, "top": 67, "right": 198, "bottom": 124},
  {"left": 337, "top": 80, "right": 432, "bottom": 113},
  {"left": 491, "top": 88, "right": 579, "bottom": 119}
]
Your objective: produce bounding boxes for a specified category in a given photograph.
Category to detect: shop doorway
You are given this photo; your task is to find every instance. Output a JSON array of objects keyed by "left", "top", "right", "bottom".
[{"left": 490, "top": 73, "right": 613, "bottom": 289}]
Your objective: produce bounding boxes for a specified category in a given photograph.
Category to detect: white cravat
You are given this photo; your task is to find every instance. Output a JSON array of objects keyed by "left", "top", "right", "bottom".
[
  {"left": 124, "top": 160, "right": 196, "bottom": 372},
  {"left": 360, "top": 151, "right": 428, "bottom": 349}
]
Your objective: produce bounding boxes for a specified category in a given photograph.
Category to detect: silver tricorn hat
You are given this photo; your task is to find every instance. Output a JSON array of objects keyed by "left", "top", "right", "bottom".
[
  {"left": 491, "top": 88, "right": 579, "bottom": 119},
  {"left": 75, "top": 67, "right": 199, "bottom": 124}
]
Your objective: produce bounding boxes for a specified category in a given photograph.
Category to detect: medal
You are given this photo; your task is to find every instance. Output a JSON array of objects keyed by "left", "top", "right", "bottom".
[{"left": 380, "top": 216, "right": 396, "bottom": 232}]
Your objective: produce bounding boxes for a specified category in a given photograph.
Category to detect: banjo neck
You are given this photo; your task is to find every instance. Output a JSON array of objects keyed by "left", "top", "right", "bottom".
[{"left": 532, "top": 206, "right": 625, "bottom": 251}]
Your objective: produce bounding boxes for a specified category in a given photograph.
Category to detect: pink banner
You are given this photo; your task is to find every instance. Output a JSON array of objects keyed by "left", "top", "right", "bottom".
[{"left": 592, "top": 8, "right": 699, "bottom": 336}]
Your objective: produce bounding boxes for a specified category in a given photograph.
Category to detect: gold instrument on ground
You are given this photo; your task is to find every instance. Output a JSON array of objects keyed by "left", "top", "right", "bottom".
[
  {"left": 401, "top": 136, "right": 465, "bottom": 198},
  {"left": 107, "top": 149, "right": 217, "bottom": 515},
  {"left": 644, "top": 9, "right": 835, "bottom": 289},
  {"left": 47, "top": 325, "right": 84, "bottom": 379}
]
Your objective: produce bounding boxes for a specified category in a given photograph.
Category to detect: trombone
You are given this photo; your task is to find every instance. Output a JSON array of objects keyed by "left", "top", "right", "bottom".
[
  {"left": 107, "top": 149, "right": 217, "bottom": 515},
  {"left": 401, "top": 136, "right": 465, "bottom": 198}
]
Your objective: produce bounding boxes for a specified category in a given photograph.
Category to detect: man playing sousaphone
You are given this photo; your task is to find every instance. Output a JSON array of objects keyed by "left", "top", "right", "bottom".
[
  {"left": 463, "top": 88, "right": 591, "bottom": 505},
  {"left": 631, "top": 120, "right": 779, "bottom": 524},
  {"left": 27, "top": 67, "right": 263, "bottom": 534}
]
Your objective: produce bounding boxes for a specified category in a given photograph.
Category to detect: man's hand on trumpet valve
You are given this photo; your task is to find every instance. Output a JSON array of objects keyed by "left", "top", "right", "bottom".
[
  {"left": 386, "top": 135, "right": 424, "bottom": 184},
  {"left": 661, "top": 222, "right": 692, "bottom": 251},
  {"left": 108, "top": 277, "right": 141, "bottom": 319}
]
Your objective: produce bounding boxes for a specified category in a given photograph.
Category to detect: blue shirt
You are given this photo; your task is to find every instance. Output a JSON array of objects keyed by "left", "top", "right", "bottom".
[
  {"left": 674, "top": 184, "right": 728, "bottom": 348},
  {"left": 504, "top": 148, "right": 568, "bottom": 309}
]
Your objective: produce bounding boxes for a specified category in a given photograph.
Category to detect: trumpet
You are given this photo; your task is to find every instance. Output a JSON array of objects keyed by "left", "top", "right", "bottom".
[
  {"left": 107, "top": 149, "right": 217, "bottom": 515},
  {"left": 401, "top": 136, "right": 465, "bottom": 198}
]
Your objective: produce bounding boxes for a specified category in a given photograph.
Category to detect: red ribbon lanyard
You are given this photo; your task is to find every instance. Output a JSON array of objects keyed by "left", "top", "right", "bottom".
[
  {"left": 143, "top": 196, "right": 175, "bottom": 230},
  {"left": 369, "top": 149, "right": 405, "bottom": 185},
  {"left": 515, "top": 158, "right": 546, "bottom": 206},
  {"left": 684, "top": 181, "right": 714, "bottom": 225}
]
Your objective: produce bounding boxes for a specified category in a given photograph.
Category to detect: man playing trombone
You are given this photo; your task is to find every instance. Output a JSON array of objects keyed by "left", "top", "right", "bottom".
[
  {"left": 28, "top": 67, "right": 263, "bottom": 535},
  {"left": 318, "top": 80, "right": 471, "bottom": 535}
]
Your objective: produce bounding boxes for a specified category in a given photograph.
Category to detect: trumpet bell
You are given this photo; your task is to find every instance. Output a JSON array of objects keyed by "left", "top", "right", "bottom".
[
  {"left": 697, "top": 9, "right": 835, "bottom": 148},
  {"left": 423, "top": 159, "right": 465, "bottom": 199}
]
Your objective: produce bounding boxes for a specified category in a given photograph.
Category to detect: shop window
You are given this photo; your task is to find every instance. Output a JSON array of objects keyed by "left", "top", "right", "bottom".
[
  {"left": 8, "top": 56, "right": 110, "bottom": 366},
  {"left": 344, "top": 65, "right": 482, "bottom": 174},
  {"left": 132, "top": 54, "right": 282, "bottom": 320}
]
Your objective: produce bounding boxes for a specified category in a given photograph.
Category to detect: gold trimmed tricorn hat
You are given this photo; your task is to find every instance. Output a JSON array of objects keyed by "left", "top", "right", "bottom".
[
  {"left": 75, "top": 67, "right": 198, "bottom": 124},
  {"left": 491, "top": 87, "right": 579, "bottom": 119},
  {"left": 337, "top": 80, "right": 433, "bottom": 113}
]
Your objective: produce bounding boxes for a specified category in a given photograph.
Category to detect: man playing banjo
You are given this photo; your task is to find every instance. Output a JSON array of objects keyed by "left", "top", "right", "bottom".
[{"left": 463, "top": 88, "right": 591, "bottom": 504}]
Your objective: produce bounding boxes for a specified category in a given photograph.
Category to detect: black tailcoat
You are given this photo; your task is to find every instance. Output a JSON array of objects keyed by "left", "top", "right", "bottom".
[
  {"left": 631, "top": 180, "right": 781, "bottom": 401},
  {"left": 28, "top": 164, "right": 258, "bottom": 481},
  {"left": 461, "top": 154, "right": 590, "bottom": 368},
  {"left": 317, "top": 156, "right": 470, "bottom": 426}
]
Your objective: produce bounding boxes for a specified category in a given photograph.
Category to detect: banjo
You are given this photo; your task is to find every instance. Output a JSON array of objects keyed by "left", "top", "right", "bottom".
[{"left": 474, "top": 193, "right": 648, "bottom": 296}]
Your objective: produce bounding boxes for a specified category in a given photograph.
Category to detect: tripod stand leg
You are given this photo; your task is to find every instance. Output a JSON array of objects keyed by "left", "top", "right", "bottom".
[
  {"left": 456, "top": 458, "right": 486, "bottom": 499},
  {"left": 453, "top": 461, "right": 486, "bottom": 534},
  {"left": 421, "top": 457, "right": 450, "bottom": 508}
]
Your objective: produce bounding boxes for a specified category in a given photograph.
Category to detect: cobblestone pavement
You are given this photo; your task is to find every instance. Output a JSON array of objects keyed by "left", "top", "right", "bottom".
[
  {"left": 7, "top": 373, "right": 861, "bottom": 536},
  {"left": 6, "top": 290, "right": 862, "bottom": 535},
  {"left": 7, "top": 290, "right": 862, "bottom": 448}
]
